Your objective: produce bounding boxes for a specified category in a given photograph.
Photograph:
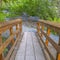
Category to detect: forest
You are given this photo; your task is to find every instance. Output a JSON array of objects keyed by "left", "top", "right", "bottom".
[{"left": 0, "top": 0, "right": 60, "bottom": 22}]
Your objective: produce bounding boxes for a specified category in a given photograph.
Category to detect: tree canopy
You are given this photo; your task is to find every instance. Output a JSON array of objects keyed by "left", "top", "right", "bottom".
[{"left": 0, "top": 0, "right": 60, "bottom": 22}]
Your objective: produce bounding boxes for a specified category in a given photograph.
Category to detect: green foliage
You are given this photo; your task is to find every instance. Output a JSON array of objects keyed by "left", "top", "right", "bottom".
[
  {"left": 0, "top": 12, "right": 6, "bottom": 22},
  {"left": 53, "top": 17, "right": 60, "bottom": 22},
  {"left": 0, "top": 0, "right": 59, "bottom": 22}
]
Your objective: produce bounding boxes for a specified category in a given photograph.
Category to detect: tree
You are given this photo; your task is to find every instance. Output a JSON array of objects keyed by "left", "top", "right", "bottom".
[{"left": 0, "top": 0, "right": 59, "bottom": 21}]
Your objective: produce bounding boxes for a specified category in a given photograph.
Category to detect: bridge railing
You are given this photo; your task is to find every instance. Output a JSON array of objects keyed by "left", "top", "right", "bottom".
[
  {"left": 0, "top": 19, "right": 22, "bottom": 60},
  {"left": 37, "top": 20, "right": 60, "bottom": 60}
]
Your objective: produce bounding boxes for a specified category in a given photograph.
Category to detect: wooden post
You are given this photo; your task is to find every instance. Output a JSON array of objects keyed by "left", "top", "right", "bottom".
[
  {"left": 56, "top": 35, "right": 60, "bottom": 60},
  {"left": 57, "top": 54, "right": 60, "bottom": 60},
  {"left": 10, "top": 27, "right": 14, "bottom": 44},
  {"left": 0, "top": 54, "right": 4, "bottom": 60},
  {"left": 37, "top": 22, "right": 40, "bottom": 33},
  {"left": 20, "top": 21, "right": 22, "bottom": 33},
  {"left": 45, "top": 28, "right": 50, "bottom": 46},
  {"left": 41, "top": 25, "right": 44, "bottom": 37},
  {"left": 16, "top": 24, "right": 18, "bottom": 30},
  {"left": 10, "top": 27, "right": 13, "bottom": 35},
  {"left": 0, "top": 33, "right": 2, "bottom": 46},
  {"left": 16, "top": 24, "right": 19, "bottom": 37},
  {"left": 0, "top": 34, "right": 4, "bottom": 60}
]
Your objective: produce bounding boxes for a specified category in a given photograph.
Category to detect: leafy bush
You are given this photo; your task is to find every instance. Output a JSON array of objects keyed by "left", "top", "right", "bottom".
[
  {"left": 0, "top": 0, "right": 59, "bottom": 22},
  {"left": 0, "top": 12, "right": 6, "bottom": 22}
]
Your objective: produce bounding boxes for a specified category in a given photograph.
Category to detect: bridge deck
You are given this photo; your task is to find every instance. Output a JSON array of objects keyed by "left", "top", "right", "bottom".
[{"left": 15, "top": 32, "right": 45, "bottom": 60}]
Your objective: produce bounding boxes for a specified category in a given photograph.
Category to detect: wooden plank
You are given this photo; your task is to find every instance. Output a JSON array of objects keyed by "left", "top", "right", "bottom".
[
  {"left": 15, "top": 32, "right": 27, "bottom": 60},
  {"left": 15, "top": 32, "right": 45, "bottom": 60},
  {"left": 32, "top": 32, "right": 45, "bottom": 60}
]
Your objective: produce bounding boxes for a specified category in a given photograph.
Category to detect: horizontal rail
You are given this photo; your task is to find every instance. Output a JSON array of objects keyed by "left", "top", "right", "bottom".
[
  {"left": 37, "top": 20, "right": 60, "bottom": 60},
  {"left": 38, "top": 33, "right": 55, "bottom": 60},
  {"left": 0, "top": 19, "right": 22, "bottom": 60},
  {"left": 39, "top": 20, "right": 60, "bottom": 34},
  {"left": 0, "top": 19, "right": 22, "bottom": 34},
  {"left": 41, "top": 29, "right": 60, "bottom": 53}
]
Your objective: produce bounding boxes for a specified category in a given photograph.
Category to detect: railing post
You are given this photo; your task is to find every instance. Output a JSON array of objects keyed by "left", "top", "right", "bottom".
[
  {"left": 41, "top": 25, "right": 44, "bottom": 37},
  {"left": 20, "top": 21, "right": 22, "bottom": 33},
  {"left": 0, "top": 34, "right": 4, "bottom": 60},
  {"left": 16, "top": 24, "right": 19, "bottom": 30},
  {"left": 45, "top": 28, "right": 50, "bottom": 46},
  {"left": 56, "top": 35, "right": 60, "bottom": 60},
  {"left": 16, "top": 24, "right": 19, "bottom": 37},
  {"left": 57, "top": 54, "right": 60, "bottom": 60},
  {"left": 37, "top": 22, "right": 40, "bottom": 33},
  {"left": 10, "top": 27, "right": 14, "bottom": 44},
  {"left": 0, "top": 33, "right": 2, "bottom": 46},
  {"left": 0, "top": 54, "right": 4, "bottom": 60}
]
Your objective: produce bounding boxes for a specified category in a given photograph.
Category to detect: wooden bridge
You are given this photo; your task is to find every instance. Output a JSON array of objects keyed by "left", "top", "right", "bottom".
[{"left": 0, "top": 19, "right": 60, "bottom": 60}]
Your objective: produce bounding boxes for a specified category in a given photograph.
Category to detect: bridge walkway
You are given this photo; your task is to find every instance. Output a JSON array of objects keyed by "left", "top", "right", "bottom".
[{"left": 15, "top": 32, "right": 45, "bottom": 60}]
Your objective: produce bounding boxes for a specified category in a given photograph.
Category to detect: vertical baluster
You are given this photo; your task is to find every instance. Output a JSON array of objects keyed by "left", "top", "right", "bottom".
[
  {"left": 37, "top": 22, "right": 40, "bottom": 33},
  {"left": 56, "top": 35, "right": 60, "bottom": 60},
  {"left": 0, "top": 54, "right": 4, "bottom": 60},
  {"left": 20, "top": 21, "right": 22, "bottom": 33},
  {"left": 0, "top": 33, "right": 2, "bottom": 46},
  {"left": 10, "top": 27, "right": 14, "bottom": 44},
  {"left": 45, "top": 28, "right": 50, "bottom": 46},
  {"left": 41, "top": 25, "right": 44, "bottom": 37},
  {"left": 16, "top": 24, "right": 18, "bottom": 30},
  {"left": 57, "top": 54, "right": 60, "bottom": 60},
  {"left": 0, "top": 34, "right": 4, "bottom": 60},
  {"left": 16, "top": 24, "right": 19, "bottom": 37}
]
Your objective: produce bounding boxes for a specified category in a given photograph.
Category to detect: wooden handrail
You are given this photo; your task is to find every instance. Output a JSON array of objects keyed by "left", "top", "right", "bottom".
[
  {"left": 37, "top": 20, "right": 60, "bottom": 60},
  {"left": 38, "top": 20, "right": 60, "bottom": 34},
  {"left": 0, "top": 19, "right": 22, "bottom": 60}
]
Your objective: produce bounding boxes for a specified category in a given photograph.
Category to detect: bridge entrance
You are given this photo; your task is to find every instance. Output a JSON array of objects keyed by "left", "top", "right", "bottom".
[{"left": 0, "top": 19, "right": 60, "bottom": 60}]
